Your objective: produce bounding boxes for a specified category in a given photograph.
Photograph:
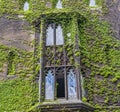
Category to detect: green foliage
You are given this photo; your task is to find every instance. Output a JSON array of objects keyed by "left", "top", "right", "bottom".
[
  {"left": 0, "top": 78, "right": 36, "bottom": 111},
  {"left": 0, "top": 0, "right": 120, "bottom": 112},
  {"left": 7, "top": 51, "right": 16, "bottom": 75}
]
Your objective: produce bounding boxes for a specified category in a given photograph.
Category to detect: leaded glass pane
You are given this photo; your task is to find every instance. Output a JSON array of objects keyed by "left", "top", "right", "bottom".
[
  {"left": 24, "top": 2, "right": 29, "bottom": 11},
  {"left": 67, "top": 69, "right": 77, "bottom": 98},
  {"left": 81, "top": 75, "right": 85, "bottom": 98},
  {"left": 46, "top": 25, "right": 54, "bottom": 46},
  {"left": 56, "top": 25, "right": 64, "bottom": 45},
  {"left": 56, "top": 0, "right": 62, "bottom": 9},
  {"left": 89, "top": 0, "right": 96, "bottom": 6},
  {"left": 45, "top": 70, "right": 54, "bottom": 100}
]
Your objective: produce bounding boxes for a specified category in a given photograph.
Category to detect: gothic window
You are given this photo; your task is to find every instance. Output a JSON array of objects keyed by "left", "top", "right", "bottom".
[
  {"left": 67, "top": 69, "right": 77, "bottom": 99},
  {"left": 56, "top": 25, "right": 64, "bottom": 45},
  {"left": 36, "top": 18, "right": 83, "bottom": 102},
  {"left": 45, "top": 70, "right": 54, "bottom": 100},
  {"left": 7, "top": 51, "right": 16, "bottom": 75},
  {"left": 46, "top": 24, "right": 54, "bottom": 46},
  {"left": 43, "top": 23, "right": 79, "bottom": 100},
  {"left": 56, "top": 0, "right": 63, "bottom": 9},
  {"left": 23, "top": 1, "right": 29, "bottom": 11},
  {"left": 89, "top": 0, "right": 96, "bottom": 6},
  {"left": 46, "top": 24, "right": 64, "bottom": 46}
]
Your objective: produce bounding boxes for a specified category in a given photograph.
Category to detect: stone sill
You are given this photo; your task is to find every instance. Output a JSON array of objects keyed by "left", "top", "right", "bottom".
[
  {"left": 37, "top": 101, "right": 94, "bottom": 112},
  {"left": 90, "top": 6, "right": 102, "bottom": 12}
]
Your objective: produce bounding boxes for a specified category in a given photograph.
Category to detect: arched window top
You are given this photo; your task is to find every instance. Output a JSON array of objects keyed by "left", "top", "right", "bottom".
[
  {"left": 56, "top": 25, "right": 64, "bottom": 45},
  {"left": 45, "top": 70, "right": 54, "bottom": 100},
  {"left": 7, "top": 51, "right": 17, "bottom": 75},
  {"left": 67, "top": 69, "right": 77, "bottom": 98},
  {"left": 23, "top": 1, "right": 29, "bottom": 11},
  {"left": 56, "top": 0, "right": 62, "bottom": 9},
  {"left": 89, "top": 0, "right": 96, "bottom": 6},
  {"left": 46, "top": 24, "right": 64, "bottom": 46},
  {"left": 46, "top": 24, "right": 54, "bottom": 46}
]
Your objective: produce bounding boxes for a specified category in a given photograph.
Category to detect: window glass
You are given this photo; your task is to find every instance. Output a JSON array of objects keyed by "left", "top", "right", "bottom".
[
  {"left": 81, "top": 75, "right": 85, "bottom": 98},
  {"left": 24, "top": 1, "right": 29, "bottom": 11},
  {"left": 56, "top": 25, "right": 64, "bottom": 45},
  {"left": 46, "top": 24, "right": 54, "bottom": 46},
  {"left": 89, "top": 0, "right": 96, "bottom": 6},
  {"left": 45, "top": 70, "right": 54, "bottom": 100},
  {"left": 67, "top": 69, "right": 77, "bottom": 98},
  {"left": 56, "top": 0, "right": 62, "bottom": 9}
]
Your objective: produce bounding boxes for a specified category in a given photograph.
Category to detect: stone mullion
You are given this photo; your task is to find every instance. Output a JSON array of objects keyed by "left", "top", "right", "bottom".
[
  {"left": 73, "top": 17, "right": 82, "bottom": 101},
  {"left": 31, "top": 24, "right": 40, "bottom": 104},
  {"left": 39, "top": 18, "right": 46, "bottom": 102},
  {"left": 53, "top": 23, "right": 56, "bottom": 100}
]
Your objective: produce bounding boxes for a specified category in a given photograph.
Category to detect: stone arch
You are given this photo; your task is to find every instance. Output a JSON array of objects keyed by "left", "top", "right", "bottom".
[
  {"left": 7, "top": 50, "right": 17, "bottom": 75},
  {"left": 23, "top": 1, "right": 29, "bottom": 11}
]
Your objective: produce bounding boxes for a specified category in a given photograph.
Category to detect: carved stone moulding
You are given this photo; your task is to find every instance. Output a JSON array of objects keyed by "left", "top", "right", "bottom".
[{"left": 37, "top": 102, "right": 94, "bottom": 112}]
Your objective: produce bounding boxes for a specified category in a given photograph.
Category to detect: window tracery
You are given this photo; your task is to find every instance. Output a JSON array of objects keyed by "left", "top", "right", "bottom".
[
  {"left": 46, "top": 24, "right": 54, "bottom": 46},
  {"left": 38, "top": 19, "right": 81, "bottom": 101},
  {"left": 56, "top": 0, "right": 63, "bottom": 9},
  {"left": 56, "top": 25, "right": 64, "bottom": 45},
  {"left": 46, "top": 24, "right": 64, "bottom": 46},
  {"left": 67, "top": 69, "right": 77, "bottom": 98},
  {"left": 45, "top": 70, "right": 54, "bottom": 100}
]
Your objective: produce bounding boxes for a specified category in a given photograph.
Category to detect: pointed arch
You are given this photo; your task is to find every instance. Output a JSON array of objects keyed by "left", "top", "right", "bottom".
[
  {"left": 46, "top": 24, "right": 54, "bottom": 46},
  {"left": 45, "top": 70, "right": 55, "bottom": 100},
  {"left": 56, "top": 0, "right": 62, "bottom": 9},
  {"left": 67, "top": 69, "right": 77, "bottom": 99},
  {"left": 23, "top": 1, "right": 29, "bottom": 11},
  {"left": 7, "top": 50, "right": 17, "bottom": 75},
  {"left": 56, "top": 25, "right": 64, "bottom": 45},
  {"left": 89, "top": 0, "right": 96, "bottom": 6}
]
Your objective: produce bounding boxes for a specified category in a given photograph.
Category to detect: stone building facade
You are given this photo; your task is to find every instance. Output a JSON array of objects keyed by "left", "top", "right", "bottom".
[{"left": 0, "top": 0, "right": 120, "bottom": 112}]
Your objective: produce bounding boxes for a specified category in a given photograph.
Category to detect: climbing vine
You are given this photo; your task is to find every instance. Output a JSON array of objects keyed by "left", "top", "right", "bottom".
[{"left": 0, "top": 0, "right": 120, "bottom": 112}]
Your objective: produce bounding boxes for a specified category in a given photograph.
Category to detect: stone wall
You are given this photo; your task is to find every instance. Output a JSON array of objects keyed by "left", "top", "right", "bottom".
[
  {"left": 0, "top": 15, "right": 34, "bottom": 51},
  {"left": 105, "top": 0, "right": 120, "bottom": 39},
  {"left": 0, "top": 15, "right": 34, "bottom": 79}
]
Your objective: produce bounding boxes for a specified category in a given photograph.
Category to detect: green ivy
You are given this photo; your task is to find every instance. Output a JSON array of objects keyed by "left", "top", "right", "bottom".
[{"left": 0, "top": 0, "right": 120, "bottom": 111}]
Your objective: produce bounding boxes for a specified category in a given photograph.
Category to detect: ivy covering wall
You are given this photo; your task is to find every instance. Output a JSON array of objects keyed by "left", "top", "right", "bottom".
[{"left": 0, "top": 0, "right": 120, "bottom": 111}]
